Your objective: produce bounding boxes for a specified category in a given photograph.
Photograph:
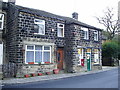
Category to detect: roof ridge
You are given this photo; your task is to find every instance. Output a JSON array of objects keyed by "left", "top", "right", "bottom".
[{"left": 14, "top": 4, "right": 101, "bottom": 30}]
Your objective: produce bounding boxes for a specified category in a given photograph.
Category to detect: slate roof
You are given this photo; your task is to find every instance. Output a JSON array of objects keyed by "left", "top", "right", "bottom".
[{"left": 5, "top": 3, "right": 102, "bottom": 30}]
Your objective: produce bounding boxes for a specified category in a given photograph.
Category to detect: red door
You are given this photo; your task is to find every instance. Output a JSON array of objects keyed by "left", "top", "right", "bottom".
[{"left": 57, "top": 48, "right": 64, "bottom": 70}]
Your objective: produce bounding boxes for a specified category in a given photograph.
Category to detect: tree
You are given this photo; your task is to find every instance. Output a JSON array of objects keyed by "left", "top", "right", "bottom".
[{"left": 96, "top": 7, "right": 118, "bottom": 40}]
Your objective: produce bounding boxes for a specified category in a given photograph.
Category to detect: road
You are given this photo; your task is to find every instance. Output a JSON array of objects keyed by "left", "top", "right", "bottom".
[{"left": 2, "top": 68, "right": 118, "bottom": 88}]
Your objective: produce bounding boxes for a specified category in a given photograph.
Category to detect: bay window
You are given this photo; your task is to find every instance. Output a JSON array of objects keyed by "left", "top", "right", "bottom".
[{"left": 25, "top": 45, "right": 51, "bottom": 64}]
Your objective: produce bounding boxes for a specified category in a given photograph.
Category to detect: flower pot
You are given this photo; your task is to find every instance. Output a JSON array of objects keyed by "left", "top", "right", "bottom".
[
  {"left": 53, "top": 69, "right": 59, "bottom": 74},
  {"left": 46, "top": 72, "right": 51, "bottom": 75},
  {"left": 38, "top": 73, "right": 43, "bottom": 76},
  {"left": 45, "top": 62, "right": 50, "bottom": 64},
  {"left": 28, "top": 62, "right": 34, "bottom": 64},
  {"left": 31, "top": 73, "right": 36, "bottom": 77},
  {"left": 24, "top": 74, "right": 29, "bottom": 78}
]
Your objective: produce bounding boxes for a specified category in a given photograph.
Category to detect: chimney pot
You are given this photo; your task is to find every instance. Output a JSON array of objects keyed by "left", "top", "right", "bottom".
[
  {"left": 72, "top": 12, "right": 78, "bottom": 20},
  {"left": 8, "top": 0, "right": 16, "bottom": 4}
]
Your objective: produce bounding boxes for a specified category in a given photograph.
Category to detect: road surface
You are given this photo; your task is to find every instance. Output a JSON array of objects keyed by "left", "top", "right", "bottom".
[{"left": 2, "top": 68, "right": 119, "bottom": 88}]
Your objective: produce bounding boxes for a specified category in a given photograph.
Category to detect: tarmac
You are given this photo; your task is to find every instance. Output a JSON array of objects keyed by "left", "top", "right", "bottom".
[{"left": 0, "top": 66, "right": 118, "bottom": 85}]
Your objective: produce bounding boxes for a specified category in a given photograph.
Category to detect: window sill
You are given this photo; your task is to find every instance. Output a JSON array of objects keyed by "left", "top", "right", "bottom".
[
  {"left": 39, "top": 62, "right": 53, "bottom": 65},
  {"left": 34, "top": 33, "right": 45, "bottom": 35},
  {"left": 94, "top": 40, "right": 99, "bottom": 42},
  {"left": 25, "top": 62, "right": 53, "bottom": 65},
  {"left": 57, "top": 36, "right": 64, "bottom": 38},
  {"left": 93, "top": 64, "right": 100, "bottom": 66},
  {"left": 82, "top": 39, "right": 90, "bottom": 42}
]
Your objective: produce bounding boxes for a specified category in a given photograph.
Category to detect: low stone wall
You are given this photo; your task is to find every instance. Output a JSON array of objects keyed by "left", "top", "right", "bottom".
[
  {"left": 2, "top": 63, "right": 17, "bottom": 78},
  {"left": 92, "top": 64, "right": 102, "bottom": 70},
  {"left": 16, "top": 64, "right": 57, "bottom": 77},
  {"left": 2, "top": 63, "right": 57, "bottom": 78}
]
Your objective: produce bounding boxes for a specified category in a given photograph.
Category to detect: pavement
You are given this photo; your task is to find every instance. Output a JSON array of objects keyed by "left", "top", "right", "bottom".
[{"left": 0, "top": 66, "right": 118, "bottom": 85}]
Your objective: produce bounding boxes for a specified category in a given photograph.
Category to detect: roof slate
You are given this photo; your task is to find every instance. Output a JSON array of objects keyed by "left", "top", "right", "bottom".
[{"left": 11, "top": 3, "right": 102, "bottom": 30}]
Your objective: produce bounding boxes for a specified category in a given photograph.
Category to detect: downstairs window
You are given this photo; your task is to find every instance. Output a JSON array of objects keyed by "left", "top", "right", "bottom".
[{"left": 25, "top": 45, "right": 51, "bottom": 64}]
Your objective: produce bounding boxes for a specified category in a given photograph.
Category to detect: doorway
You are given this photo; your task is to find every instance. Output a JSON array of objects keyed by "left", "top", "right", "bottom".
[{"left": 57, "top": 48, "right": 64, "bottom": 70}]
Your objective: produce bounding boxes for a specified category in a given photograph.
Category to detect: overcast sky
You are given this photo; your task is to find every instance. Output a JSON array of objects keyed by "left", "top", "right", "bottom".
[{"left": 3, "top": 0, "right": 119, "bottom": 29}]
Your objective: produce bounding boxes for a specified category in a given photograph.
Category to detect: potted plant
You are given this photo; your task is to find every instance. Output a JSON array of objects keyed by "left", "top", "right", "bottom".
[{"left": 53, "top": 69, "right": 59, "bottom": 74}]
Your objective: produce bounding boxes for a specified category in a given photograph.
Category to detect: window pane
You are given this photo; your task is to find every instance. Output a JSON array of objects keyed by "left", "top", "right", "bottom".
[
  {"left": 43, "top": 52, "right": 50, "bottom": 62},
  {"left": 0, "top": 22, "right": 2, "bottom": 28},
  {"left": 94, "top": 32, "right": 98, "bottom": 41},
  {"left": 0, "top": 14, "right": 3, "bottom": 20},
  {"left": 84, "top": 31, "right": 87, "bottom": 39},
  {"left": 34, "top": 24, "right": 39, "bottom": 33},
  {"left": 94, "top": 34, "right": 97, "bottom": 40},
  {"left": 57, "top": 28, "right": 60, "bottom": 36},
  {"left": 39, "top": 24, "right": 44, "bottom": 34},
  {"left": 60, "top": 28, "right": 64, "bottom": 36},
  {"left": 35, "top": 45, "right": 42, "bottom": 50},
  {"left": 94, "top": 54, "right": 99, "bottom": 63},
  {"left": 58, "top": 28, "right": 63, "bottom": 37},
  {"left": 44, "top": 46, "right": 50, "bottom": 50},
  {"left": 35, "top": 19, "right": 45, "bottom": 24},
  {"left": 26, "top": 51, "right": 34, "bottom": 63},
  {"left": 59, "top": 24, "right": 63, "bottom": 27},
  {"left": 35, "top": 51, "right": 42, "bottom": 63},
  {"left": 27, "top": 46, "right": 34, "bottom": 50}
]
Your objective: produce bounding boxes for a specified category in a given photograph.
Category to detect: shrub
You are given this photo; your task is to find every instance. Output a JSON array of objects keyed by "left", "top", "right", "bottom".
[{"left": 102, "top": 41, "right": 119, "bottom": 66}]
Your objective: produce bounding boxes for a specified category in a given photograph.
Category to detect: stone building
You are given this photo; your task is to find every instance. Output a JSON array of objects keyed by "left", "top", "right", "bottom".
[{"left": 0, "top": 0, "right": 102, "bottom": 77}]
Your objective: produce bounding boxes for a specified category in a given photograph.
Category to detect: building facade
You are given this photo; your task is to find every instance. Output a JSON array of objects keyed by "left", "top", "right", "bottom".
[{"left": 0, "top": 1, "right": 102, "bottom": 77}]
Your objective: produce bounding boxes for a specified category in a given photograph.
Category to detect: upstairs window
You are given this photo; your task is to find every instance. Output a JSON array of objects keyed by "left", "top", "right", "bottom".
[
  {"left": 34, "top": 19, "right": 45, "bottom": 35},
  {"left": 57, "top": 23, "right": 64, "bottom": 37},
  {"left": 0, "top": 14, "right": 4, "bottom": 30},
  {"left": 94, "top": 30, "right": 99, "bottom": 41},
  {"left": 81, "top": 27, "right": 89, "bottom": 40}
]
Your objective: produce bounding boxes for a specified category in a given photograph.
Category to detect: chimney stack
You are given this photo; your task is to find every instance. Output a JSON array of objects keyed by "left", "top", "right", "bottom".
[
  {"left": 8, "top": 0, "right": 16, "bottom": 4},
  {"left": 72, "top": 12, "right": 78, "bottom": 20}
]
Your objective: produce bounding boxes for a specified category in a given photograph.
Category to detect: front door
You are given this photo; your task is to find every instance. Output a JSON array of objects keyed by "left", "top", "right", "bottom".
[
  {"left": 86, "top": 53, "right": 91, "bottom": 71},
  {"left": 0, "top": 43, "right": 3, "bottom": 65},
  {"left": 57, "top": 48, "right": 64, "bottom": 70}
]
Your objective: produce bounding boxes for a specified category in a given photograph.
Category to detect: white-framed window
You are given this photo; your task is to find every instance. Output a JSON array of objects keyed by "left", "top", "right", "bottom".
[
  {"left": 94, "top": 30, "right": 99, "bottom": 41},
  {"left": 94, "top": 49, "right": 99, "bottom": 64},
  {"left": 81, "top": 27, "right": 89, "bottom": 40},
  {"left": 25, "top": 45, "right": 51, "bottom": 64},
  {"left": 57, "top": 23, "right": 64, "bottom": 37},
  {"left": 0, "top": 14, "right": 4, "bottom": 30},
  {"left": 34, "top": 19, "right": 45, "bottom": 35}
]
